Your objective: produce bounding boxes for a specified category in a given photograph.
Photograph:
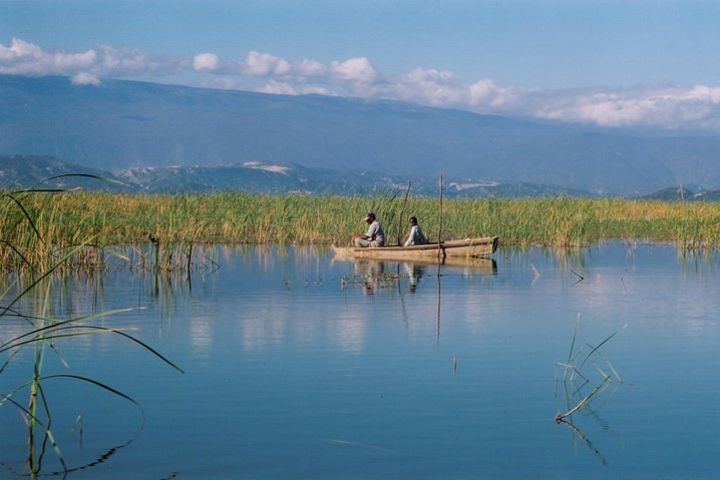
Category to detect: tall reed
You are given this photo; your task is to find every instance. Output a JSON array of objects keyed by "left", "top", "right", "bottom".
[{"left": 4, "top": 192, "right": 720, "bottom": 273}]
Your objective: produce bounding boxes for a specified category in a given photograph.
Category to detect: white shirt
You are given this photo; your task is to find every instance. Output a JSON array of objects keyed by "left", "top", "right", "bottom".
[{"left": 404, "top": 225, "right": 427, "bottom": 246}]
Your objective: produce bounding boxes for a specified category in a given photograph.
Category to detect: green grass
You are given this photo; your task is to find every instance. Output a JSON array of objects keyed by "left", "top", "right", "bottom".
[{"left": 3, "top": 191, "right": 720, "bottom": 272}]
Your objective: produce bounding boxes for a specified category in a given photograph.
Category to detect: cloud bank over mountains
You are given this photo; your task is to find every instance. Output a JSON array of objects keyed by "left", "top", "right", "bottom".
[{"left": 3, "top": 37, "right": 720, "bottom": 131}]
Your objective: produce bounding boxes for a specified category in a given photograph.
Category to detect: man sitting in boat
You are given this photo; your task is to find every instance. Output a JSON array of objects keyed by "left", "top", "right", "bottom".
[
  {"left": 403, "top": 216, "right": 428, "bottom": 246},
  {"left": 354, "top": 211, "right": 385, "bottom": 247}
]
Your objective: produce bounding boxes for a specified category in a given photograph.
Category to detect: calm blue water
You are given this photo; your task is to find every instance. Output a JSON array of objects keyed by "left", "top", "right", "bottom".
[{"left": 1, "top": 242, "right": 720, "bottom": 479}]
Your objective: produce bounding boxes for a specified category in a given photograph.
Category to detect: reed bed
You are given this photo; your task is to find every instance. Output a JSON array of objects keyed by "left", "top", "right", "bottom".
[{"left": 3, "top": 191, "right": 720, "bottom": 272}]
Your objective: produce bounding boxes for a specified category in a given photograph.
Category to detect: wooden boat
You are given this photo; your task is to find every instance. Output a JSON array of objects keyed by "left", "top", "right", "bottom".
[{"left": 332, "top": 236, "right": 498, "bottom": 261}]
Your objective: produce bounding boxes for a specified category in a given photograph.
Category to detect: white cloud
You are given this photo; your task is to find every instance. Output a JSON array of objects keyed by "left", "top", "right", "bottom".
[
  {"left": 0, "top": 38, "right": 185, "bottom": 78},
  {"left": 256, "top": 80, "right": 334, "bottom": 96},
  {"left": 199, "top": 76, "right": 243, "bottom": 90},
  {"left": 192, "top": 52, "right": 221, "bottom": 72},
  {"left": 388, "top": 68, "right": 466, "bottom": 106},
  {"left": 71, "top": 72, "right": 101, "bottom": 86},
  {"left": 97, "top": 45, "right": 150, "bottom": 73},
  {"left": 0, "top": 37, "right": 96, "bottom": 75},
  {"left": 531, "top": 86, "right": 720, "bottom": 129},
  {"left": 297, "top": 84, "right": 335, "bottom": 96},
  {"left": 293, "top": 58, "right": 326, "bottom": 79},
  {"left": 241, "top": 51, "right": 291, "bottom": 76},
  {"left": 4, "top": 37, "right": 720, "bottom": 131},
  {"left": 683, "top": 85, "right": 720, "bottom": 103},
  {"left": 329, "top": 57, "right": 378, "bottom": 83},
  {"left": 257, "top": 79, "right": 297, "bottom": 95},
  {"left": 0, "top": 37, "right": 40, "bottom": 59}
]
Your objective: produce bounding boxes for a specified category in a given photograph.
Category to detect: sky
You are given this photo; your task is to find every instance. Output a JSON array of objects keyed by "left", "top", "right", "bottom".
[{"left": 2, "top": 0, "right": 720, "bottom": 130}]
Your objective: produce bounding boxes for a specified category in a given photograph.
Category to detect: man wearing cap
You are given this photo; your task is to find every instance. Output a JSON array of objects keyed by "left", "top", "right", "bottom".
[{"left": 354, "top": 211, "right": 385, "bottom": 248}]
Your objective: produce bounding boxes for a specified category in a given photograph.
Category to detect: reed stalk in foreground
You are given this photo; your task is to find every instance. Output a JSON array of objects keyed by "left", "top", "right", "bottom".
[{"left": 0, "top": 185, "right": 182, "bottom": 477}]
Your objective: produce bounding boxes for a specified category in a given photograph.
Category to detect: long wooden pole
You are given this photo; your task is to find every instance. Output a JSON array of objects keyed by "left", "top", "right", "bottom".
[
  {"left": 397, "top": 181, "right": 412, "bottom": 245},
  {"left": 436, "top": 173, "right": 444, "bottom": 343},
  {"left": 437, "top": 173, "right": 444, "bottom": 262}
]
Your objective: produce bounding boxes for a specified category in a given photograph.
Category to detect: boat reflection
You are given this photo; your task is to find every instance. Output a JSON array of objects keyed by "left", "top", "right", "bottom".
[{"left": 338, "top": 257, "right": 497, "bottom": 294}]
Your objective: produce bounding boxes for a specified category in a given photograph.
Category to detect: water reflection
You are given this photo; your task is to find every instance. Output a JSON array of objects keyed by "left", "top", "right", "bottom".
[
  {"left": 3, "top": 244, "right": 720, "bottom": 478},
  {"left": 0, "top": 270, "right": 183, "bottom": 478},
  {"left": 557, "top": 418, "right": 608, "bottom": 466},
  {"left": 337, "top": 257, "right": 497, "bottom": 295}
]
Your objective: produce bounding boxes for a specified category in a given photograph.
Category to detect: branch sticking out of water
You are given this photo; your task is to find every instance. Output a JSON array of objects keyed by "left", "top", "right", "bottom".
[
  {"left": 555, "top": 374, "right": 611, "bottom": 423},
  {"left": 555, "top": 321, "right": 625, "bottom": 422}
]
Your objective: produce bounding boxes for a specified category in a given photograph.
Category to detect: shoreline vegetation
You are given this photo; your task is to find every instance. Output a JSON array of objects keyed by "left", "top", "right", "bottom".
[{"left": 2, "top": 191, "right": 720, "bottom": 272}]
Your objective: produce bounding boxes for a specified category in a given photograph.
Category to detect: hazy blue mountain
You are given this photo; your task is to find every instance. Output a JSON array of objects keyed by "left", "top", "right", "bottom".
[
  {"left": 641, "top": 186, "right": 720, "bottom": 201},
  {"left": 3, "top": 75, "right": 720, "bottom": 195},
  {"left": 0, "top": 155, "right": 590, "bottom": 197},
  {"left": 641, "top": 187, "right": 695, "bottom": 201},
  {"left": 0, "top": 154, "right": 119, "bottom": 190},
  {"left": 117, "top": 162, "right": 387, "bottom": 195},
  {"left": 116, "top": 162, "right": 590, "bottom": 197}
]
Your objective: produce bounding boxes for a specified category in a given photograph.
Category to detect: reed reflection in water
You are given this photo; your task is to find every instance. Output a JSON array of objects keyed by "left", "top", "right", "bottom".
[{"left": 0, "top": 265, "right": 184, "bottom": 479}]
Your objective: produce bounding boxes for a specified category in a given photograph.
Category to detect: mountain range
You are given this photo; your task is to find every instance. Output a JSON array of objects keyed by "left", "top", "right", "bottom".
[
  {"left": 2, "top": 74, "right": 720, "bottom": 195},
  {"left": 3, "top": 155, "right": 719, "bottom": 201},
  {"left": 0, "top": 155, "right": 590, "bottom": 198}
]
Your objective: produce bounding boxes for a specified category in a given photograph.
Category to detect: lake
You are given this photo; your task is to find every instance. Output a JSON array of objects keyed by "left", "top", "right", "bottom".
[{"left": 1, "top": 242, "right": 719, "bottom": 479}]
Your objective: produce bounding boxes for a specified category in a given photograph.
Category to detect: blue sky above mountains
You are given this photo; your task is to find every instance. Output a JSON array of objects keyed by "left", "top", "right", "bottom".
[{"left": 2, "top": 0, "right": 720, "bottom": 131}]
